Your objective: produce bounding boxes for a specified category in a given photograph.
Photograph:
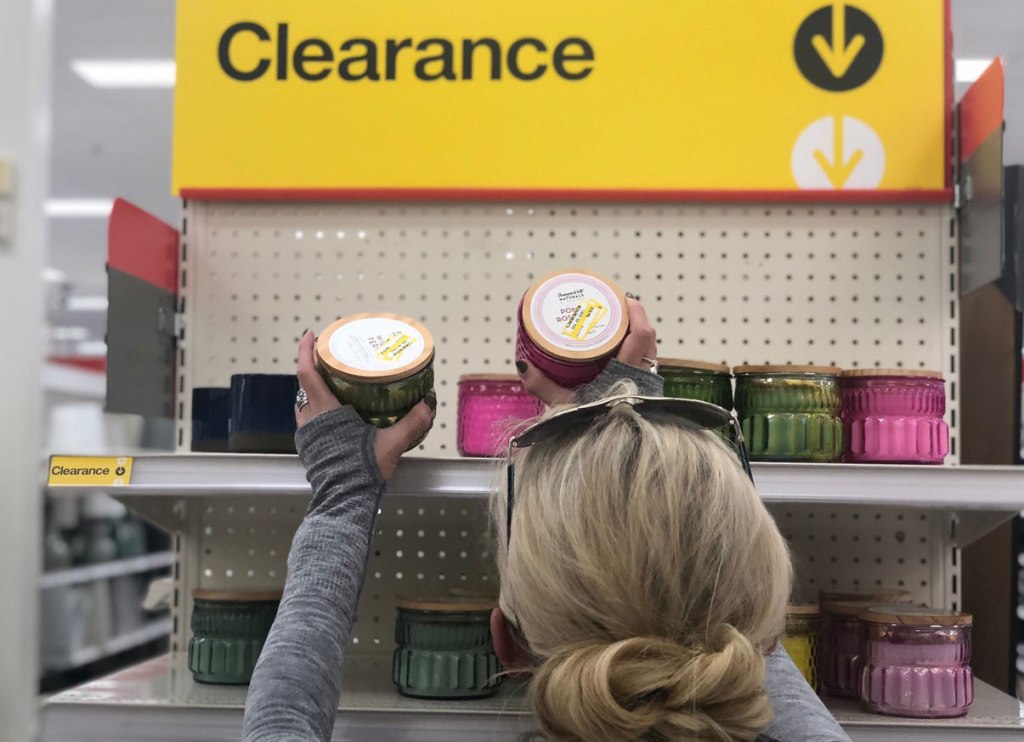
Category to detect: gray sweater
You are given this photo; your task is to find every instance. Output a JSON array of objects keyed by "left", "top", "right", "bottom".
[{"left": 243, "top": 361, "right": 851, "bottom": 742}]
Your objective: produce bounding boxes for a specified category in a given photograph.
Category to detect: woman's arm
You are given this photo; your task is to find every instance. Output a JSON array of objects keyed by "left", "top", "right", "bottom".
[
  {"left": 243, "top": 333, "right": 433, "bottom": 742},
  {"left": 243, "top": 408, "right": 383, "bottom": 742},
  {"left": 762, "top": 645, "right": 852, "bottom": 742}
]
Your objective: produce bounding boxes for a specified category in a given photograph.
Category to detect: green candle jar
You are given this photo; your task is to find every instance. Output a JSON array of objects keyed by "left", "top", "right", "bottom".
[
  {"left": 188, "top": 590, "right": 281, "bottom": 684},
  {"left": 316, "top": 313, "right": 435, "bottom": 428},
  {"left": 733, "top": 365, "right": 843, "bottom": 462},
  {"left": 393, "top": 597, "right": 501, "bottom": 699},
  {"left": 659, "top": 358, "right": 733, "bottom": 409}
]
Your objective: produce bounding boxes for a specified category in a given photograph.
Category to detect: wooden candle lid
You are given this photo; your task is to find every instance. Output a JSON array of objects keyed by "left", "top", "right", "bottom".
[
  {"left": 733, "top": 364, "right": 843, "bottom": 375},
  {"left": 317, "top": 313, "right": 434, "bottom": 383},
  {"left": 657, "top": 358, "right": 731, "bottom": 373},
  {"left": 860, "top": 606, "right": 972, "bottom": 626}
]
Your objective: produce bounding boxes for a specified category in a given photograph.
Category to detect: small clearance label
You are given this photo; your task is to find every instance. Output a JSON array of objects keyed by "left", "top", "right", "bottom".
[{"left": 48, "top": 456, "right": 134, "bottom": 487}]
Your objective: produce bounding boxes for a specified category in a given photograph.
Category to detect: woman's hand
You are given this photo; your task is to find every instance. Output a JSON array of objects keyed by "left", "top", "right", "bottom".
[
  {"left": 516, "top": 296, "right": 658, "bottom": 405},
  {"left": 295, "top": 330, "right": 435, "bottom": 480}
]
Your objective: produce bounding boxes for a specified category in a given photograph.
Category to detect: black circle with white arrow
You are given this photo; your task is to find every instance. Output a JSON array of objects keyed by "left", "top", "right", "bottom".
[{"left": 794, "top": 3, "right": 884, "bottom": 92}]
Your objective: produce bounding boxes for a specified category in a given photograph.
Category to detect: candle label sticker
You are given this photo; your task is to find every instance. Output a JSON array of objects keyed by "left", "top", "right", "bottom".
[
  {"left": 532, "top": 275, "right": 622, "bottom": 352},
  {"left": 328, "top": 317, "right": 426, "bottom": 372},
  {"left": 48, "top": 456, "right": 134, "bottom": 487}
]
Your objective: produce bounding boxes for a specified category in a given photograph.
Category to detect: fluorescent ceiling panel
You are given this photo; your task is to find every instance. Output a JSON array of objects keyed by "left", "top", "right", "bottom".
[
  {"left": 70, "top": 59, "right": 176, "bottom": 88},
  {"left": 44, "top": 198, "right": 114, "bottom": 218},
  {"left": 955, "top": 58, "right": 995, "bottom": 83}
]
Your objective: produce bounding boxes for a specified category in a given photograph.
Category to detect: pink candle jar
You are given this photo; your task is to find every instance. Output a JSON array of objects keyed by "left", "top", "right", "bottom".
[
  {"left": 457, "top": 375, "right": 543, "bottom": 457},
  {"left": 818, "top": 595, "right": 912, "bottom": 699},
  {"left": 841, "top": 369, "right": 949, "bottom": 464},
  {"left": 516, "top": 269, "right": 629, "bottom": 389},
  {"left": 859, "top": 607, "right": 973, "bottom": 718}
]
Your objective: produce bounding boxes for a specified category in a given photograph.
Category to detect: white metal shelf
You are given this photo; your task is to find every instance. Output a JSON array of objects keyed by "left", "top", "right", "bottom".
[
  {"left": 40, "top": 652, "right": 1024, "bottom": 741},
  {"left": 43, "top": 617, "right": 172, "bottom": 673},
  {"left": 40, "top": 552, "right": 174, "bottom": 589},
  {"left": 46, "top": 453, "right": 1024, "bottom": 509}
]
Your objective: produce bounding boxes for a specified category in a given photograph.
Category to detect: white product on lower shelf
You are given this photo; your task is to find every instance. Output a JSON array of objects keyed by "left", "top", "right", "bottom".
[{"left": 40, "top": 653, "right": 1024, "bottom": 741}]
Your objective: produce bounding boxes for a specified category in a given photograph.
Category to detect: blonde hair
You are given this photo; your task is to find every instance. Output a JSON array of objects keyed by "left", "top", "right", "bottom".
[{"left": 492, "top": 384, "right": 792, "bottom": 741}]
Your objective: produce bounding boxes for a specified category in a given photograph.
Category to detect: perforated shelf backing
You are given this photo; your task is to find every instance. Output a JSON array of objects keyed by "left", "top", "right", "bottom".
[
  {"left": 127, "top": 492, "right": 952, "bottom": 655},
  {"left": 166, "top": 200, "right": 960, "bottom": 652},
  {"left": 177, "top": 202, "right": 959, "bottom": 459}
]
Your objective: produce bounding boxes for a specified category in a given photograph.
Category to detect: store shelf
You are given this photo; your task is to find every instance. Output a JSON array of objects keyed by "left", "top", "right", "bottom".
[
  {"left": 46, "top": 453, "right": 1024, "bottom": 509},
  {"left": 39, "top": 652, "right": 1024, "bottom": 741},
  {"left": 40, "top": 552, "right": 174, "bottom": 589},
  {"left": 42, "top": 362, "right": 105, "bottom": 401},
  {"left": 44, "top": 617, "right": 172, "bottom": 673}
]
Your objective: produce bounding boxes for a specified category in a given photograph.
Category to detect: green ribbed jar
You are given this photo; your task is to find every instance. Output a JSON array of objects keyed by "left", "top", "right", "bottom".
[
  {"left": 659, "top": 358, "right": 733, "bottom": 409},
  {"left": 188, "top": 591, "right": 280, "bottom": 685},
  {"left": 733, "top": 365, "right": 843, "bottom": 462},
  {"left": 317, "top": 314, "right": 435, "bottom": 428},
  {"left": 393, "top": 597, "right": 501, "bottom": 699}
]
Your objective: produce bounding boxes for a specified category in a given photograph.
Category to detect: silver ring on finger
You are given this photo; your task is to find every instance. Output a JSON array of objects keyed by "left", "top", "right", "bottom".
[
  {"left": 640, "top": 356, "right": 659, "bottom": 375},
  {"left": 295, "top": 387, "right": 310, "bottom": 411}
]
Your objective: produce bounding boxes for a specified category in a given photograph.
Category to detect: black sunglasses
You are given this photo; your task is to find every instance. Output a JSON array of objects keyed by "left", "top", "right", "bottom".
[{"left": 505, "top": 395, "right": 754, "bottom": 547}]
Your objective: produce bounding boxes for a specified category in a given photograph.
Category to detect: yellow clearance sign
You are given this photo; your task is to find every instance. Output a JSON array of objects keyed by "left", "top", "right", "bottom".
[
  {"left": 48, "top": 456, "right": 134, "bottom": 487},
  {"left": 173, "top": 0, "right": 949, "bottom": 197}
]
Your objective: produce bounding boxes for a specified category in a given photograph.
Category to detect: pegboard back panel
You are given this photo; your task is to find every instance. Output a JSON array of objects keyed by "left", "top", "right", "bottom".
[
  {"left": 770, "top": 503, "right": 954, "bottom": 610},
  {"left": 177, "top": 202, "right": 959, "bottom": 459},
  {"left": 173, "top": 494, "right": 496, "bottom": 653},
  {"left": 162, "top": 493, "right": 955, "bottom": 652}
]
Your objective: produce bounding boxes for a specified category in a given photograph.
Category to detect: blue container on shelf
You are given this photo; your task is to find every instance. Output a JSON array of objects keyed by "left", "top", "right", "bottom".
[
  {"left": 229, "top": 374, "right": 299, "bottom": 454},
  {"left": 191, "top": 387, "right": 230, "bottom": 452}
]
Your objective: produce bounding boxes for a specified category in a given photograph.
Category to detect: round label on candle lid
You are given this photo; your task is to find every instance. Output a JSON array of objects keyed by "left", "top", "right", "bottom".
[
  {"left": 523, "top": 270, "right": 628, "bottom": 361},
  {"left": 318, "top": 314, "right": 434, "bottom": 382}
]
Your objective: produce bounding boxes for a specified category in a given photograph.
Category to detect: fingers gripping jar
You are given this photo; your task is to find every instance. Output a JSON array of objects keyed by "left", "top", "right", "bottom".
[
  {"left": 516, "top": 269, "right": 630, "bottom": 388},
  {"left": 316, "top": 313, "right": 435, "bottom": 428}
]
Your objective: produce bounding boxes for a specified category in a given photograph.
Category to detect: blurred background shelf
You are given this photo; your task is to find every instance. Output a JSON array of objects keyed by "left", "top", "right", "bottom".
[
  {"left": 40, "top": 551, "right": 174, "bottom": 589},
  {"left": 40, "top": 652, "right": 1024, "bottom": 741},
  {"left": 43, "top": 617, "right": 172, "bottom": 673}
]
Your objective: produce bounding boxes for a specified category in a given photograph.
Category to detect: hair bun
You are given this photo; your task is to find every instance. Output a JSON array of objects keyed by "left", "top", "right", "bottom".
[{"left": 531, "top": 625, "right": 771, "bottom": 741}]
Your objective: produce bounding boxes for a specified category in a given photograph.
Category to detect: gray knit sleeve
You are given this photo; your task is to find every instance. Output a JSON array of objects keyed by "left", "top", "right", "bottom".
[
  {"left": 243, "top": 406, "right": 383, "bottom": 742},
  {"left": 574, "top": 359, "right": 664, "bottom": 402},
  {"left": 762, "top": 644, "right": 852, "bottom": 741}
]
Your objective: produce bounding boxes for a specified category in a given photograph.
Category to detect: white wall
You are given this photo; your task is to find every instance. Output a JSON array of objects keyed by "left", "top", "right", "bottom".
[{"left": 0, "top": 0, "right": 51, "bottom": 739}]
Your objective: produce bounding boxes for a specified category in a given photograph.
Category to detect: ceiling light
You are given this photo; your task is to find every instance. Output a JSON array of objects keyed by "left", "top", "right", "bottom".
[
  {"left": 44, "top": 198, "right": 114, "bottom": 218},
  {"left": 955, "top": 58, "right": 994, "bottom": 84},
  {"left": 70, "top": 59, "right": 176, "bottom": 88},
  {"left": 67, "top": 296, "right": 109, "bottom": 311},
  {"left": 75, "top": 341, "right": 108, "bottom": 357}
]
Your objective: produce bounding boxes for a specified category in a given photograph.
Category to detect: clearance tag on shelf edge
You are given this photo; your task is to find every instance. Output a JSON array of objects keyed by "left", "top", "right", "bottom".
[{"left": 48, "top": 456, "right": 134, "bottom": 487}]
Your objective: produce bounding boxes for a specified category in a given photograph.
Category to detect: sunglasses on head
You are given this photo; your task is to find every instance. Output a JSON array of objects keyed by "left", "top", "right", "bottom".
[{"left": 505, "top": 395, "right": 754, "bottom": 547}]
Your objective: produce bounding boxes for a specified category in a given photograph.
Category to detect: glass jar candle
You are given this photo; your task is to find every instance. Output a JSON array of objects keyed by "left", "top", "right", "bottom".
[
  {"left": 859, "top": 607, "right": 973, "bottom": 718},
  {"left": 733, "top": 365, "right": 843, "bottom": 462},
  {"left": 457, "top": 375, "right": 542, "bottom": 457},
  {"left": 841, "top": 369, "right": 949, "bottom": 464},
  {"left": 188, "top": 590, "right": 281, "bottom": 684},
  {"left": 782, "top": 603, "right": 819, "bottom": 689},
  {"left": 316, "top": 313, "right": 434, "bottom": 428},
  {"left": 393, "top": 597, "right": 501, "bottom": 699},
  {"left": 659, "top": 359, "right": 733, "bottom": 409},
  {"left": 516, "top": 269, "right": 629, "bottom": 389},
  {"left": 818, "top": 591, "right": 913, "bottom": 698}
]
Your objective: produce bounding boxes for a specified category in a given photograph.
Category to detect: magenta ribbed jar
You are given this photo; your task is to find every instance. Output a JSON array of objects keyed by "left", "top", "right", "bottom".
[
  {"left": 819, "top": 607, "right": 863, "bottom": 698},
  {"left": 515, "top": 269, "right": 629, "bottom": 389},
  {"left": 859, "top": 607, "right": 973, "bottom": 718},
  {"left": 819, "top": 596, "right": 912, "bottom": 698},
  {"left": 841, "top": 370, "right": 948, "bottom": 464},
  {"left": 457, "top": 375, "right": 543, "bottom": 457}
]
